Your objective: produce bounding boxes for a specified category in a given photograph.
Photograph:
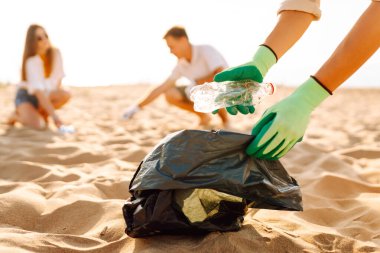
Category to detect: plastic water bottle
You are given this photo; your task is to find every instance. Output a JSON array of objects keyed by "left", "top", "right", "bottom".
[{"left": 190, "top": 80, "right": 275, "bottom": 113}]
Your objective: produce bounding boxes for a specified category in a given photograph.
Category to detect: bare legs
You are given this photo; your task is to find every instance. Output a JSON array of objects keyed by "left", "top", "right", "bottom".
[
  {"left": 9, "top": 89, "right": 71, "bottom": 130},
  {"left": 49, "top": 89, "right": 71, "bottom": 109},
  {"left": 15, "top": 103, "right": 44, "bottom": 129}
]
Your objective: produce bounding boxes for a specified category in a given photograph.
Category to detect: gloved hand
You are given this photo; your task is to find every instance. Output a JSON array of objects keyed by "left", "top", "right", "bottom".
[
  {"left": 213, "top": 45, "right": 277, "bottom": 115},
  {"left": 246, "top": 77, "right": 331, "bottom": 160},
  {"left": 122, "top": 104, "right": 141, "bottom": 120}
]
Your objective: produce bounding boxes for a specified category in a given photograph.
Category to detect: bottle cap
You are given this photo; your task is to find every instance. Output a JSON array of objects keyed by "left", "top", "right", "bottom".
[{"left": 268, "top": 83, "right": 275, "bottom": 95}]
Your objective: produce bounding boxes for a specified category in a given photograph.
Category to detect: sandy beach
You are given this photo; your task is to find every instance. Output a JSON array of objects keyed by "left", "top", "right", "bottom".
[{"left": 0, "top": 84, "right": 379, "bottom": 253}]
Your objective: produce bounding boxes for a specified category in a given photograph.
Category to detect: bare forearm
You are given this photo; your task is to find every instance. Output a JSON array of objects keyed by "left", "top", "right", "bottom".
[
  {"left": 195, "top": 73, "right": 214, "bottom": 85},
  {"left": 264, "top": 11, "right": 314, "bottom": 59},
  {"left": 196, "top": 67, "right": 225, "bottom": 84},
  {"left": 57, "top": 79, "right": 62, "bottom": 89},
  {"left": 34, "top": 90, "right": 56, "bottom": 116},
  {"left": 138, "top": 81, "right": 174, "bottom": 108},
  {"left": 138, "top": 88, "right": 162, "bottom": 107},
  {"left": 314, "top": 2, "right": 380, "bottom": 92}
]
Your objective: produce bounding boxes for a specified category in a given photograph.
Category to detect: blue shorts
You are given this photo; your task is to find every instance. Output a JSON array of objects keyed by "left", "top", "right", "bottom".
[{"left": 15, "top": 89, "right": 39, "bottom": 109}]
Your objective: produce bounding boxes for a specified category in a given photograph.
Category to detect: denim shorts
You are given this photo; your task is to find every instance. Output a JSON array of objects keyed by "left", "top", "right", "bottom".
[{"left": 15, "top": 89, "right": 39, "bottom": 109}]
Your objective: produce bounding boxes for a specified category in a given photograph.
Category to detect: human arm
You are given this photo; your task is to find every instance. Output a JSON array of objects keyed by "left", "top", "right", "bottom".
[
  {"left": 264, "top": 10, "right": 314, "bottom": 60},
  {"left": 214, "top": 10, "right": 315, "bottom": 114},
  {"left": 195, "top": 66, "right": 225, "bottom": 85},
  {"left": 212, "top": 10, "right": 314, "bottom": 115},
  {"left": 137, "top": 78, "right": 176, "bottom": 108},
  {"left": 247, "top": 2, "right": 380, "bottom": 160},
  {"left": 122, "top": 78, "right": 176, "bottom": 119},
  {"left": 34, "top": 90, "right": 62, "bottom": 127},
  {"left": 314, "top": 1, "right": 380, "bottom": 92}
]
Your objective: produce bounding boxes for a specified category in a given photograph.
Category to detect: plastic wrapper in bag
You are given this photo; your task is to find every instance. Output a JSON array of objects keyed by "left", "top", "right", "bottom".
[{"left": 122, "top": 129, "right": 302, "bottom": 237}]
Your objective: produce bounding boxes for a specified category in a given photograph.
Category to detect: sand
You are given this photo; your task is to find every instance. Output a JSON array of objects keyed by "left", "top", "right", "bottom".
[{"left": 0, "top": 84, "right": 379, "bottom": 253}]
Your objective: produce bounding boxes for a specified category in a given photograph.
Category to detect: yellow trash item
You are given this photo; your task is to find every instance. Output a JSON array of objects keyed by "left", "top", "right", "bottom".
[{"left": 174, "top": 189, "right": 244, "bottom": 223}]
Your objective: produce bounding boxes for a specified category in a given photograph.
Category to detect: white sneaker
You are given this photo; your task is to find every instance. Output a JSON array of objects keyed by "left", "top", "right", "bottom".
[
  {"left": 122, "top": 104, "right": 141, "bottom": 120},
  {"left": 58, "top": 125, "right": 76, "bottom": 134}
]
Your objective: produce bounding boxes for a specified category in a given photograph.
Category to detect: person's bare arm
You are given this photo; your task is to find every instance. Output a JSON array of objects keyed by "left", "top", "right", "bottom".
[
  {"left": 243, "top": 2, "right": 380, "bottom": 160},
  {"left": 195, "top": 67, "right": 225, "bottom": 85},
  {"left": 138, "top": 78, "right": 176, "bottom": 108},
  {"left": 264, "top": 10, "right": 315, "bottom": 59},
  {"left": 214, "top": 10, "right": 315, "bottom": 88},
  {"left": 34, "top": 90, "right": 62, "bottom": 127},
  {"left": 56, "top": 79, "right": 63, "bottom": 89},
  {"left": 314, "top": 2, "right": 380, "bottom": 92}
]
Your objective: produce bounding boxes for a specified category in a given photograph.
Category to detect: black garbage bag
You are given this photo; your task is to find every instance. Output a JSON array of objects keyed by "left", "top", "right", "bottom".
[{"left": 122, "top": 129, "right": 302, "bottom": 238}]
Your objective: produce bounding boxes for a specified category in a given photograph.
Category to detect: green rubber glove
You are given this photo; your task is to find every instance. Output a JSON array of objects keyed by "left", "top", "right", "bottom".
[
  {"left": 246, "top": 77, "right": 331, "bottom": 160},
  {"left": 213, "top": 45, "right": 277, "bottom": 115}
]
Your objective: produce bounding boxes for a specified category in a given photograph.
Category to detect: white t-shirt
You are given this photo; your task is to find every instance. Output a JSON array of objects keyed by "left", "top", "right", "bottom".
[
  {"left": 18, "top": 49, "right": 65, "bottom": 94},
  {"left": 168, "top": 44, "right": 228, "bottom": 83}
]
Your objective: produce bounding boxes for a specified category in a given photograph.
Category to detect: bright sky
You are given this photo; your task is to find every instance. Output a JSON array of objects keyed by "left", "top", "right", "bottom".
[{"left": 0, "top": 0, "right": 379, "bottom": 88}]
